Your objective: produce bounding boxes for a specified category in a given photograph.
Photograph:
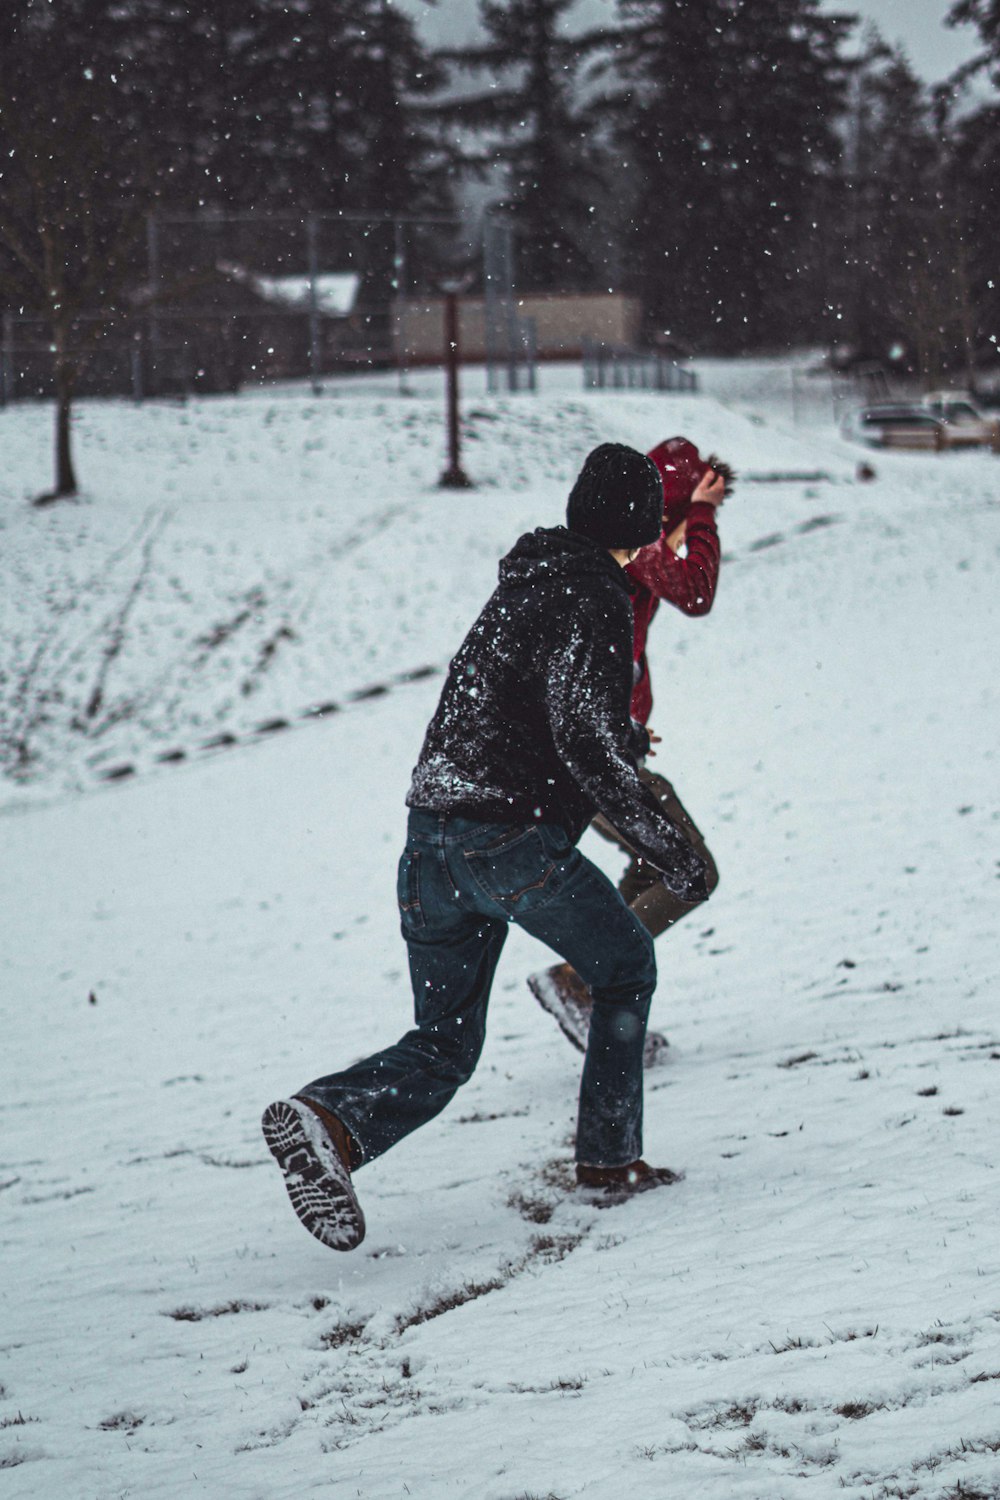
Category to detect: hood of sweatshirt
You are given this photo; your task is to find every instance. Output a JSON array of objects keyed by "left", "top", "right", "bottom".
[{"left": 498, "top": 526, "right": 634, "bottom": 594}]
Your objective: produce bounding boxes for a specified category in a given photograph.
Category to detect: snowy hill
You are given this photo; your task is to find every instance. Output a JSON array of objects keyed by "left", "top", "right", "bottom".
[{"left": 1, "top": 361, "right": 999, "bottom": 1498}]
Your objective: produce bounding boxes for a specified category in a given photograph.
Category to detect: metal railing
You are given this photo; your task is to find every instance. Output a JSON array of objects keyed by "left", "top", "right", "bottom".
[{"left": 582, "top": 339, "right": 698, "bottom": 393}]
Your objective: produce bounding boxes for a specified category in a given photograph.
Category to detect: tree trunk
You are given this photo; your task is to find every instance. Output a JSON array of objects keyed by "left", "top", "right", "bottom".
[
  {"left": 38, "top": 340, "right": 79, "bottom": 503},
  {"left": 54, "top": 376, "right": 77, "bottom": 495}
]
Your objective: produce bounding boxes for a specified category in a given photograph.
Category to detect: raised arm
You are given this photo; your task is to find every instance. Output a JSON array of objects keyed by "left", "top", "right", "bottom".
[{"left": 627, "top": 497, "right": 721, "bottom": 615}]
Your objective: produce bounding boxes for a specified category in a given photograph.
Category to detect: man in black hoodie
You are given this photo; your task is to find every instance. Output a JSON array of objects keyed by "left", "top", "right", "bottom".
[{"left": 262, "top": 444, "right": 710, "bottom": 1251}]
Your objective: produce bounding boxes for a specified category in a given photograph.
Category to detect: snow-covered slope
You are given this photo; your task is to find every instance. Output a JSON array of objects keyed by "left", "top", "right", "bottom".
[{"left": 1, "top": 363, "right": 998, "bottom": 1498}]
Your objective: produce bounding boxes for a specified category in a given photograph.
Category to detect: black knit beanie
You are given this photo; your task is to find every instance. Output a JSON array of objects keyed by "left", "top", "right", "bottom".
[{"left": 566, "top": 443, "right": 663, "bottom": 549}]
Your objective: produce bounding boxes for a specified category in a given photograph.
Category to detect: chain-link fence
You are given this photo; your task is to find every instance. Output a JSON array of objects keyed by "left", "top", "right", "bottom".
[{"left": 0, "top": 211, "right": 459, "bottom": 403}]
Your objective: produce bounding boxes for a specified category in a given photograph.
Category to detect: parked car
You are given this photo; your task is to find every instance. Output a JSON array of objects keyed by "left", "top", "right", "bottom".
[
  {"left": 841, "top": 403, "right": 944, "bottom": 450},
  {"left": 919, "top": 392, "right": 1000, "bottom": 448},
  {"left": 842, "top": 396, "right": 1000, "bottom": 452}
]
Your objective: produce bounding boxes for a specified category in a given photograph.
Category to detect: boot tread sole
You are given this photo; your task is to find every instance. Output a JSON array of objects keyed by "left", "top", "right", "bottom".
[{"left": 261, "top": 1098, "right": 365, "bottom": 1251}]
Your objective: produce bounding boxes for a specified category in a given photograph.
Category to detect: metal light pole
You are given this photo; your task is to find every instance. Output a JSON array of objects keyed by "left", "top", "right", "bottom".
[{"left": 438, "top": 285, "right": 473, "bottom": 489}]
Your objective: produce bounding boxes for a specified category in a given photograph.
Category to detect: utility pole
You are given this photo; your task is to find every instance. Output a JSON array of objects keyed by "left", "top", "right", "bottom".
[{"left": 438, "top": 287, "right": 473, "bottom": 489}]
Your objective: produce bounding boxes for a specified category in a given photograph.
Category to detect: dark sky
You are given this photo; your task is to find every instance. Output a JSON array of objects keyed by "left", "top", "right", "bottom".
[{"left": 398, "top": 0, "right": 983, "bottom": 86}]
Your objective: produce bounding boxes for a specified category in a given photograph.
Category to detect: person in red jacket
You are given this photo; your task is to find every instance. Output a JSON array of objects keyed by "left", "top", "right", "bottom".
[{"left": 529, "top": 436, "right": 733, "bottom": 1060}]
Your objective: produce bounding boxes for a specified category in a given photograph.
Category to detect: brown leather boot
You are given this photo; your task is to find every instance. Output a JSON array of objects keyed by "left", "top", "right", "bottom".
[
  {"left": 294, "top": 1094, "right": 359, "bottom": 1171},
  {"left": 527, "top": 963, "right": 593, "bottom": 1051},
  {"left": 527, "top": 963, "right": 670, "bottom": 1066},
  {"left": 576, "top": 1159, "right": 684, "bottom": 1198},
  {"left": 261, "top": 1096, "right": 365, "bottom": 1250}
]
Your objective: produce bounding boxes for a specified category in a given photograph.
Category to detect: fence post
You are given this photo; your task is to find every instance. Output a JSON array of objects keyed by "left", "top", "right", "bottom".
[
  {"left": 146, "top": 211, "right": 162, "bottom": 397},
  {"left": 131, "top": 329, "right": 144, "bottom": 403},
  {"left": 393, "top": 218, "right": 411, "bottom": 395},
  {"left": 483, "top": 212, "right": 509, "bottom": 395},
  {"left": 524, "top": 316, "right": 537, "bottom": 392},
  {"left": 0, "top": 312, "right": 11, "bottom": 406},
  {"left": 483, "top": 211, "right": 529, "bottom": 394},
  {"left": 505, "top": 277, "right": 521, "bottom": 392},
  {"left": 306, "top": 213, "right": 322, "bottom": 396}
]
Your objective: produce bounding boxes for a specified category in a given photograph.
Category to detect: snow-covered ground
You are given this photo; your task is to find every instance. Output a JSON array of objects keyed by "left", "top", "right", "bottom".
[{"left": 1, "top": 359, "right": 998, "bottom": 1499}]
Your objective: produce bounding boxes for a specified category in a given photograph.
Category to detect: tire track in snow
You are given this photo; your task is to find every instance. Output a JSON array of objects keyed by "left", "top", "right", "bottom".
[{"left": 93, "top": 662, "right": 441, "bottom": 785}]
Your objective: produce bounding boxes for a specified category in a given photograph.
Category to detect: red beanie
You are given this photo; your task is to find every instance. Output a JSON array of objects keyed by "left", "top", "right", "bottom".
[{"left": 647, "top": 436, "right": 711, "bottom": 534}]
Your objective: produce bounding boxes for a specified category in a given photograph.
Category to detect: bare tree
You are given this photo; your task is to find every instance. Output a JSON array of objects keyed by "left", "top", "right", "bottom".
[{"left": 0, "top": 18, "right": 164, "bottom": 502}]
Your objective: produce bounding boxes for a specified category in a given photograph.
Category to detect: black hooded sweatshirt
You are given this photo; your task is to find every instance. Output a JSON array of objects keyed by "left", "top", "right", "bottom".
[{"left": 407, "top": 527, "right": 709, "bottom": 901}]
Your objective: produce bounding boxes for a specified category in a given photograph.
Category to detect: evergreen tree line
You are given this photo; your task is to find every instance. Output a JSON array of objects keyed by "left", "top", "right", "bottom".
[{"left": 1, "top": 0, "right": 998, "bottom": 370}]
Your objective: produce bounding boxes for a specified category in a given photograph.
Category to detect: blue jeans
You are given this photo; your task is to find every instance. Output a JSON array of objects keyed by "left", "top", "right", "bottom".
[{"left": 302, "top": 809, "right": 657, "bottom": 1168}]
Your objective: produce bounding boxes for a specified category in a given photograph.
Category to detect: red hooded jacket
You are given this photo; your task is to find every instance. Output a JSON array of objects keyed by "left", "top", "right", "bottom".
[{"left": 626, "top": 439, "right": 721, "bottom": 725}]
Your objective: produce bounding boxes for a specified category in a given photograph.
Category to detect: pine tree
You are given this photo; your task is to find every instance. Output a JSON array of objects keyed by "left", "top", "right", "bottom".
[
  {"left": 947, "top": 0, "right": 1000, "bottom": 87},
  {"left": 846, "top": 44, "right": 952, "bottom": 379},
  {"left": 600, "top": 0, "right": 853, "bottom": 349},
  {"left": 336, "top": 0, "right": 457, "bottom": 298},
  {"left": 820, "top": 34, "right": 987, "bottom": 388},
  {"left": 943, "top": 0, "right": 1000, "bottom": 386},
  {"left": 347, "top": 1, "right": 453, "bottom": 218},
  {"left": 140, "top": 0, "right": 356, "bottom": 212},
  {"left": 441, "top": 0, "right": 609, "bottom": 292},
  {"left": 117, "top": 0, "right": 452, "bottom": 223}
]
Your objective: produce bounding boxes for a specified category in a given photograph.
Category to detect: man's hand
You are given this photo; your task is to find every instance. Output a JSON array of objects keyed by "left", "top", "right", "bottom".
[
  {"left": 646, "top": 729, "right": 663, "bottom": 758},
  {"left": 692, "top": 468, "right": 726, "bottom": 508}
]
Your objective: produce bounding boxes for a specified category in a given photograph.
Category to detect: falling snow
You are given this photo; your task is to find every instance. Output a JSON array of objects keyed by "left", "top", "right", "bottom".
[{"left": 1, "top": 357, "right": 998, "bottom": 1498}]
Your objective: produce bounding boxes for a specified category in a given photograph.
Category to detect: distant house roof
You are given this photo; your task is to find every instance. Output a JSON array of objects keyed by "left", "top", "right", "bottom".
[{"left": 216, "top": 263, "right": 360, "bottom": 316}]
